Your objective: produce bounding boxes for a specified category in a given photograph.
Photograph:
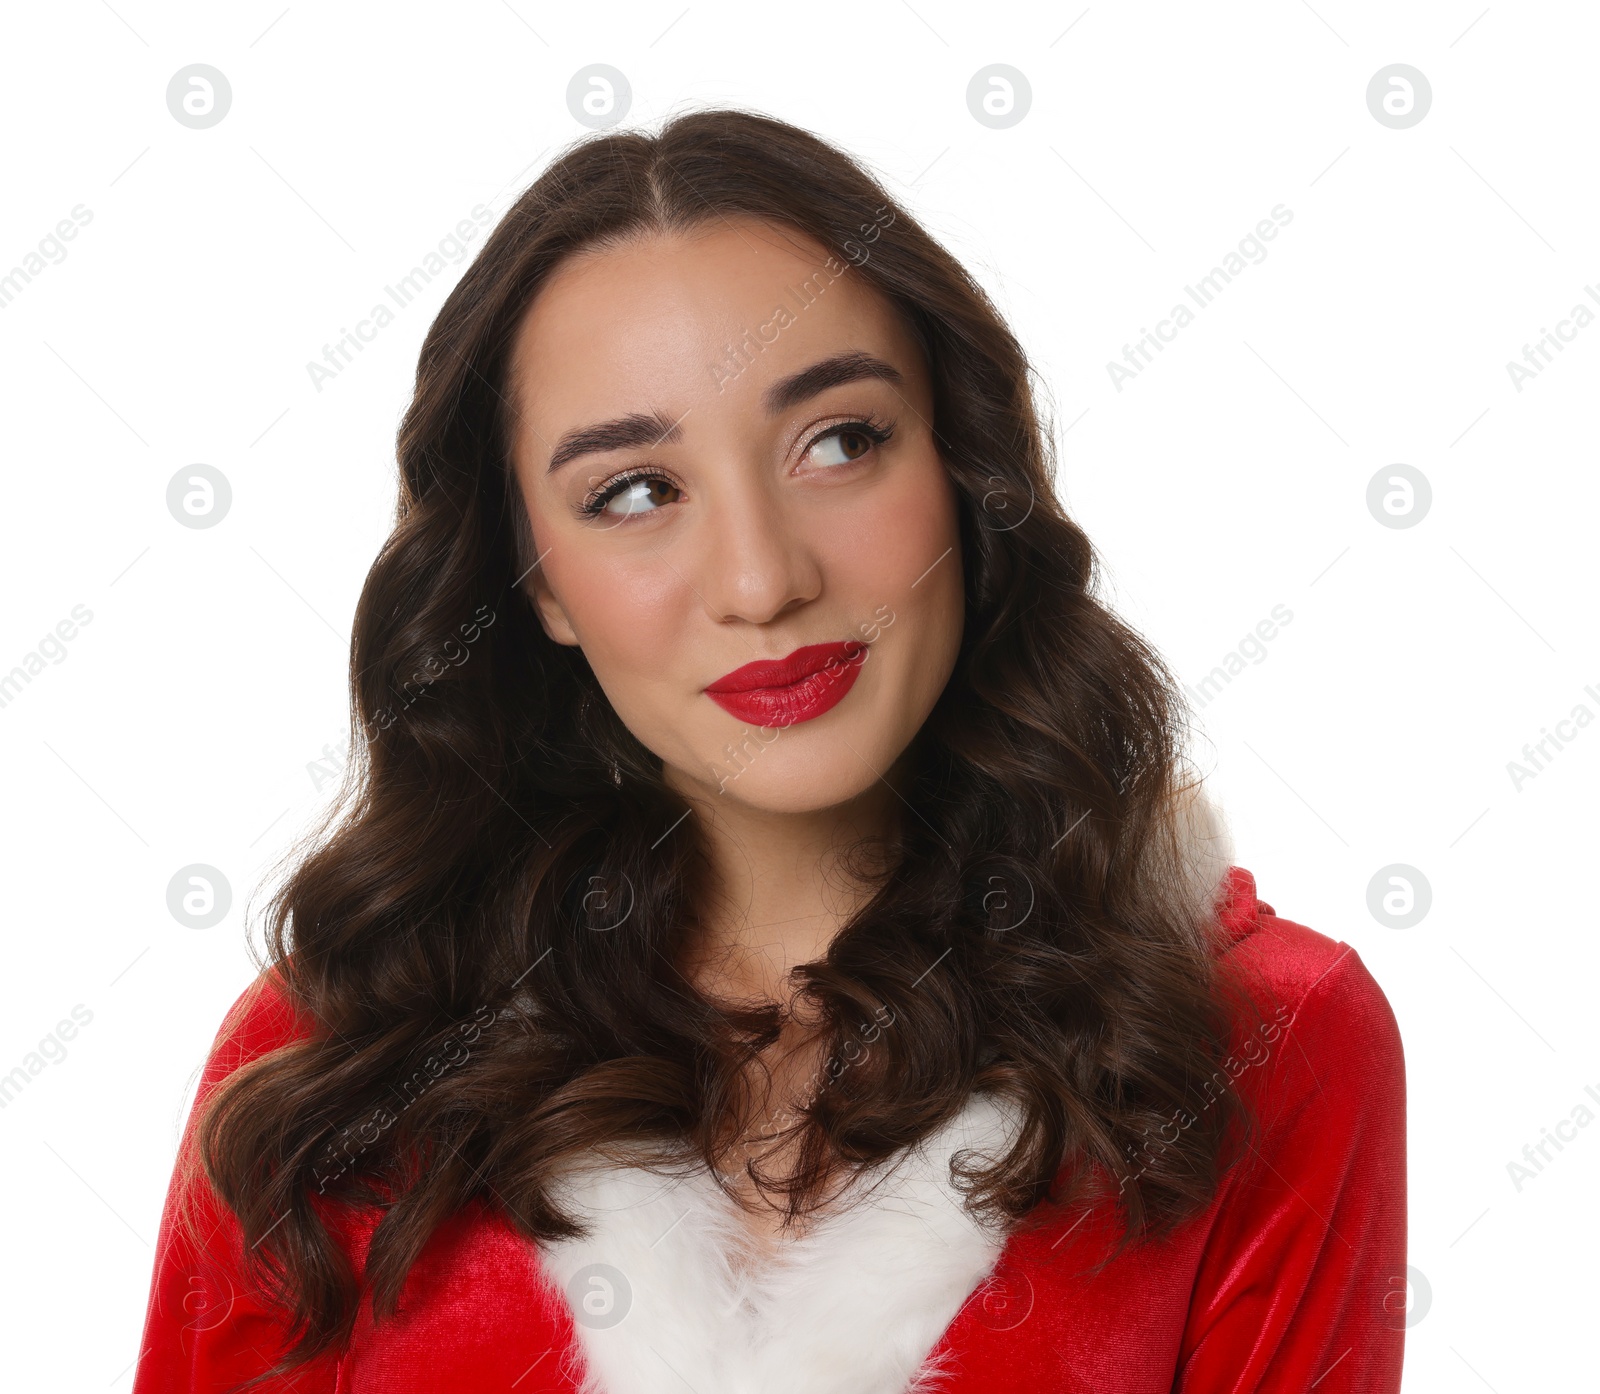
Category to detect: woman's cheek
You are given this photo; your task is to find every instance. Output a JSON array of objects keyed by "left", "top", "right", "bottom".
[
  {"left": 554, "top": 549, "right": 685, "bottom": 664},
  {"left": 555, "top": 554, "right": 710, "bottom": 767},
  {"left": 820, "top": 464, "right": 957, "bottom": 618},
  {"left": 860, "top": 466, "right": 962, "bottom": 657}
]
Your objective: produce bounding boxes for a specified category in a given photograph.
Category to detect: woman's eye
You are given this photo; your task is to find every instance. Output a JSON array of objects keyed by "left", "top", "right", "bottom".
[
  {"left": 593, "top": 476, "right": 681, "bottom": 517},
  {"left": 806, "top": 423, "right": 888, "bottom": 469}
]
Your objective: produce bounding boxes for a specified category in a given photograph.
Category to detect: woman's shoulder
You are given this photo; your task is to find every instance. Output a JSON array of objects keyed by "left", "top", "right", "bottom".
[
  {"left": 196, "top": 964, "right": 316, "bottom": 1094},
  {"left": 1162, "top": 867, "right": 1409, "bottom": 1388},
  {"left": 1207, "top": 864, "right": 1406, "bottom": 1146},
  {"left": 1214, "top": 864, "right": 1401, "bottom": 1044}
]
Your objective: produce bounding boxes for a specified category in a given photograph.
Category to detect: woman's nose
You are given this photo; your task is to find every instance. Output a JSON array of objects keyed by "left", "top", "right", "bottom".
[{"left": 688, "top": 472, "right": 822, "bottom": 627}]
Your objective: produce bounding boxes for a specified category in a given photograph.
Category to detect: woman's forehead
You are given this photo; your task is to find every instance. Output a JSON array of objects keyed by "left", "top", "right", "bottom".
[{"left": 508, "top": 221, "right": 917, "bottom": 454}]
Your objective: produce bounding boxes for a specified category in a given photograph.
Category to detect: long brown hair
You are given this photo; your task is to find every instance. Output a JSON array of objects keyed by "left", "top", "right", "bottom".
[{"left": 198, "top": 107, "right": 1254, "bottom": 1369}]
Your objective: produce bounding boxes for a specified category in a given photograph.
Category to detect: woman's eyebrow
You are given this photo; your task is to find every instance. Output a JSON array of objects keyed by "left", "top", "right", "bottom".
[
  {"left": 545, "top": 351, "right": 903, "bottom": 474},
  {"left": 547, "top": 410, "right": 682, "bottom": 474},
  {"left": 762, "top": 350, "right": 903, "bottom": 415}
]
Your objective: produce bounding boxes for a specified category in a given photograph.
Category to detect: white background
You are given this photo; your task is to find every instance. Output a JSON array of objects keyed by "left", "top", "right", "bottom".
[{"left": 1, "top": 1, "right": 1595, "bottom": 1388}]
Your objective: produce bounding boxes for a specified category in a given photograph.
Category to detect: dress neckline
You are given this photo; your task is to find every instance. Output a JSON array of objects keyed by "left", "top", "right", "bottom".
[{"left": 533, "top": 1090, "right": 1023, "bottom": 1394}]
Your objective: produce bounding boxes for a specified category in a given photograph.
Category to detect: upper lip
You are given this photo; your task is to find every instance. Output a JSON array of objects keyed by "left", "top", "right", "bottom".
[{"left": 705, "top": 641, "right": 866, "bottom": 694}]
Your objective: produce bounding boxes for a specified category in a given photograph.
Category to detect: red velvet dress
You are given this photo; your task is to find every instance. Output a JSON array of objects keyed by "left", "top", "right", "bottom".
[{"left": 132, "top": 867, "right": 1407, "bottom": 1392}]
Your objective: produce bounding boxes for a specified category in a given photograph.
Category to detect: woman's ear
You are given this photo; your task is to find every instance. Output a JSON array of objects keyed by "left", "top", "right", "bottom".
[
  {"left": 513, "top": 496, "right": 581, "bottom": 646},
  {"left": 525, "top": 567, "right": 581, "bottom": 647}
]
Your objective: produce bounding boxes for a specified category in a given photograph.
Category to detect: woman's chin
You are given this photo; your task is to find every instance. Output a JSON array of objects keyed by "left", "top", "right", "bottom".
[{"left": 674, "top": 739, "right": 894, "bottom": 817}]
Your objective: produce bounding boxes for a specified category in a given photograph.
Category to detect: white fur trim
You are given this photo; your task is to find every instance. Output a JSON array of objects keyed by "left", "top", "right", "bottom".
[
  {"left": 1168, "top": 777, "right": 1237, "bottom": 927},
  {"left": 533, "top": 1092, "right": 1023, "bottom": 1394}
]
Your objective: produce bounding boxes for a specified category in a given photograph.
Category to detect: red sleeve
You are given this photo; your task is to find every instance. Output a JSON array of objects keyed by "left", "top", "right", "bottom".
[
  {"left": 132, "top": 974, "right": 338, "bottom": 1394},
  {"left": 1175, "top": 917, "right": 1408, "bottom": 1392}
]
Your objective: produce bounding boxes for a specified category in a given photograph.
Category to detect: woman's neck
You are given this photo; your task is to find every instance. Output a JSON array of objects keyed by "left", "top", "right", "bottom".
[
  {"left": 659, "top": 769, "right": 907, "bottom": 1228},
  {"left": 668, "top": 773, "right": 902, "bottom": 1009}
]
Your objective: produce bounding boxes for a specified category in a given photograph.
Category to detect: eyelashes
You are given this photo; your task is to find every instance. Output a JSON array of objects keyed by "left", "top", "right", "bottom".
[
  {"left": 805, "top": 417, "right": 894, "bottom": 468},
  {"left": 575, "top": 467, "right": 686, "bottom": 520},
  {"left": 573, "top": 416, "right": 896, "bottom": 522}
]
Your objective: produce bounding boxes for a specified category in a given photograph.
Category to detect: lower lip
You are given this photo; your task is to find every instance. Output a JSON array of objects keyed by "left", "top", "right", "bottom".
[{"left": 705, "top": 644, "right": 868, "bottom": 727}]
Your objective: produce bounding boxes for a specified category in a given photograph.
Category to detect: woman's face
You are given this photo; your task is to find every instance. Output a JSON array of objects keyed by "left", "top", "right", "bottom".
[{"left": 507, "top": 217, "right": 964, "bottom": 815}]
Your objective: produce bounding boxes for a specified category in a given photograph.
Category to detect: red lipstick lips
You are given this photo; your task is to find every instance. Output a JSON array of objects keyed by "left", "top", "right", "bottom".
[{"left": 704, "top": 641, "right": 868, "bottom": 727}]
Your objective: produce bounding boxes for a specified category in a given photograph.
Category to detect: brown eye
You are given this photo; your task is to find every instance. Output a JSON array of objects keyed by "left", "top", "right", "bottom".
[
  {"left": 807, "top": 422, "right": 891, "bottom": 468},
  {"left": 593, "top": 475, "right": 681, "bottom": 517}
]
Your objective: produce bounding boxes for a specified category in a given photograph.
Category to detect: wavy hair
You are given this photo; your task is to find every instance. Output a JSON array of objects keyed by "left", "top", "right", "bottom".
[{"left": 197, "top": 107, "right": 1256, "bottom": 1370}]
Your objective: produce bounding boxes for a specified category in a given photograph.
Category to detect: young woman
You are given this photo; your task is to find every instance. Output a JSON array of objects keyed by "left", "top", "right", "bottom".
[{"left": 133, "top": 109, "right": 1406, "bottom": 1393}]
